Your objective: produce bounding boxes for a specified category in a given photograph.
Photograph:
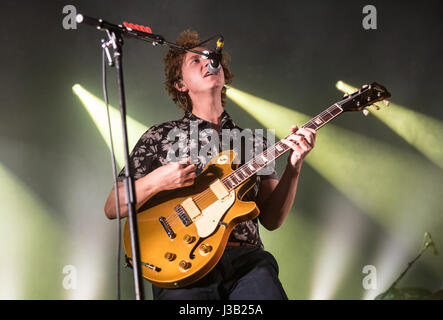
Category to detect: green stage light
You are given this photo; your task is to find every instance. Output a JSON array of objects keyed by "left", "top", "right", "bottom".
[
  {"left": 0, "top": 163, "right": 65, "bottom": 299},
  {"left": 227, "top": 86, "right": 442, "bottom": 226},
  {"left": 310, "top": 206, "right": 365, "bottom": 299},
  {"left": 72, "top": 84, "right": 149, "bottom": 168},
  {"left": 336, "top": 80, "right": 443, "bottom": 171},
  {"left": 227, "top": 87, "right": 311, "bottom": 137},
  {"left": 260, "top": 209, "right": 318, "bottom": 299},
  {"left": 227, "top": 86, "right": 443, "bottom": 299}
]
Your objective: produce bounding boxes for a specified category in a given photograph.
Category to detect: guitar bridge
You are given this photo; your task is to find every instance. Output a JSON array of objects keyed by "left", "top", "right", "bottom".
[{"left": 159, "top": 216, "right": 176, "bottom": 239}]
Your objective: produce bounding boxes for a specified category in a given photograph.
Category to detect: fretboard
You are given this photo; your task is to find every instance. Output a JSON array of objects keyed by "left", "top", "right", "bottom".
[{"left": 222, "top": 103, "right": 343, "bottom": 190}]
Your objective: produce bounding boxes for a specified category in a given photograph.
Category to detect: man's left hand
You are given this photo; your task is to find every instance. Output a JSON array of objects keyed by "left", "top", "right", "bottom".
[{"left": 281, "top": 125, "right": 317, "bottom": 172}]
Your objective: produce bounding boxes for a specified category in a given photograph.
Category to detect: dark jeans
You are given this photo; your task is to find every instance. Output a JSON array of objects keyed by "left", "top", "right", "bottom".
[{"left": 152, "top": 246, "right": 288, "bottom": 300}]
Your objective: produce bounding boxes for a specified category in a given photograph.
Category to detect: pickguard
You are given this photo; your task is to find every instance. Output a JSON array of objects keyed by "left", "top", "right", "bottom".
[{"left": 193, "top": 190, "right": 235, "bottom": 238}]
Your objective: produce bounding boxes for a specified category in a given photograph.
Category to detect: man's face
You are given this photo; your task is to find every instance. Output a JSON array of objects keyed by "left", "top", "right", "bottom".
[{"left": 179, "top": 47, "right": 225, "bottom": 95}]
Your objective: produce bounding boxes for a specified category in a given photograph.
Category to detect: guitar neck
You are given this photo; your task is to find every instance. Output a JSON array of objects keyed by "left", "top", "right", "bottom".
[{"left": 222, "top": 103, "right": 344, "bottom": 190}]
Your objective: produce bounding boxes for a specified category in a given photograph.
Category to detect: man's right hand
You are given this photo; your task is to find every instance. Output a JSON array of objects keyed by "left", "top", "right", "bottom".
[
  {"left": 104, "top": 157, "right": 197, "bottom": 219},
  {"left": 151, "top": 157, "right": 197, "bottom": 192}
]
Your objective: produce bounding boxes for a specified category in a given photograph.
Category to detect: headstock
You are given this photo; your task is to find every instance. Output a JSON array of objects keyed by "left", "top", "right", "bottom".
[{"left": 338, "top": 82, "right": 391, "bottom": 115}]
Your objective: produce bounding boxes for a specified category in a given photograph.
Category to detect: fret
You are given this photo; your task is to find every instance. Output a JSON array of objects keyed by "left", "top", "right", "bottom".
[
  {"left": 223, "top": 179, "right": 232, "bottom": 189},
  {"left": 321, "top": 112, "right": 333, "bottom": 122},
  {"left": 260, "top": 154, "right": 268, "bottom": 163},
  {"left": 329, "top": 104, "right": 342, "bottom": 116},
  {"left": 276, "top": 141, "right": 290, "bottom": 152},
  {"left": 326, "top": 108, "right": 336, "bottom": 118},
  {"left": 305, "top": 120, "right": 318, "bottom": 130},
  {"left": 275, "top": 143, "right": 284, "bottom": 152},
  {"left": 255, "top": 158, "right": 265, "bottom": 167},
  {"left": 303, "top": 122, "right": 318, "bottom": 130},
  {"left": 239, "top": 168, "right": 248, "bottom": 177},
  {"left": 237, "top": 168, "right": 249, "bottom": 180},
  {"left": 313, "top": 116, "right": 324, "bottom": 126},
  {"left": 221, "top": 101, "right": 346, "bottom": 192},
  {"left": 265, "top": 147, "right": 275, "bottom": 157}
]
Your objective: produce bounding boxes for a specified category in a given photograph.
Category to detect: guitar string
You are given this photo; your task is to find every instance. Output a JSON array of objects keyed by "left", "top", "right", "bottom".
[
  {"left": 163, "top": 131, "right": 310, "bottom": 225},
  {"left": 146, "top": 98, "right": 387, "bottom": 241},
  {"left": 164, "top": 144, "right": 284, "bottom": 226},
  {"left": 164, "top": 146, "right": 281, "bottom": 225},
  {"left": 164, "top": 142, "right": 299, "bottom": 226},
  {"left": 164, "top": 108, "right": 341, "bottom": 225},
  {"left": 175, "top": 101, "right": 391, "bottom": 226},
  {"left": 165, "top": 139, "right": 306, "bottom": 226}
]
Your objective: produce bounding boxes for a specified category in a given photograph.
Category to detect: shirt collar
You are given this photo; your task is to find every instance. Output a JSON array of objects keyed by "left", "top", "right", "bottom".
[{"left": 182, "top": 109, "right": 237, "bottom": 129}]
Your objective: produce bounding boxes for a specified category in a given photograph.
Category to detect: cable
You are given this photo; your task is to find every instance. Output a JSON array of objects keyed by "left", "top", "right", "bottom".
[
  {"left": 185, "top": 34, "right": 222, "bottom": 49},
  {"left": 165, "top": 34, "right": 224, "bottom": 55},
  {"left": 102, "top": 45, "right": 122, "bottom": 300}
]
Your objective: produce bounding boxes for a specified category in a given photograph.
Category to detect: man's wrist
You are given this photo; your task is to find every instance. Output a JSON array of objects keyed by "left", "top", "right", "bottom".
[
  {"left": 142, "top": 171, "right": 162, "bottom": 194},
  {"left": 286, "top": 159, "right": 302, "bottom": 176}
]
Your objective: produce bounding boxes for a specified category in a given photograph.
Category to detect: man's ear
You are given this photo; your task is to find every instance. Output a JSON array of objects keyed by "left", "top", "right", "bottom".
[{"left": 174, "top": 80, "right": 188, "bottom": 92}]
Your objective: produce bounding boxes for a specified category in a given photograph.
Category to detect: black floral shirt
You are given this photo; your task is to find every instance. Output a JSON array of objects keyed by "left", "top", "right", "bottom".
[{"left": 118, "top": 109, "right": 278, "bottom": 249}]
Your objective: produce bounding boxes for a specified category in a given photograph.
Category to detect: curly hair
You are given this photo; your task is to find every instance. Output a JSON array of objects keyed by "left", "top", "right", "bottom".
[{"left": 163, "top": 29, "right": 234, "bottom": 112}]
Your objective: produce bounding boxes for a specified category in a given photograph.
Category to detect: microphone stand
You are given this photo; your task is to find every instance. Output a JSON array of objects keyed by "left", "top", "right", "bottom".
[
  {"left": 103, "top": 28, "right": 145, "bottom": 300},
  {"left": 76, "top": 13, "right": 223, "bottom": 300},
  {"left": 377, "top": 232, "right": 437, "bottom": 300}
]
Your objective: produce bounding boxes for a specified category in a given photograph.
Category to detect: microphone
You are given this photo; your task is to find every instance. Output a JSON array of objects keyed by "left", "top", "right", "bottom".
[
  {"left": 425, "top": 232, "right": 439, "bottom": 255},
  {"left": 206, "top": 37, "right": 224, "bottom": 75}
]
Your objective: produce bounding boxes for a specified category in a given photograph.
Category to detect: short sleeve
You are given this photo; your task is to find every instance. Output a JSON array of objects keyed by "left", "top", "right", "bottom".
[{"left": 117, "top": 127, "right": 158, "bottom": 181}]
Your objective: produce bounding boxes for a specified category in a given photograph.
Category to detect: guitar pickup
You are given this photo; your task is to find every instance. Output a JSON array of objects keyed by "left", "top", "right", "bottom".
[
  {"left": 175, "top": 204, "right": 192, "bottom": 226},
  {"left": 181, "top": 198, "right": 202, "bottom": 220},
  {"left": 210, "top": 179, "right": 230, "bottom": 200}
]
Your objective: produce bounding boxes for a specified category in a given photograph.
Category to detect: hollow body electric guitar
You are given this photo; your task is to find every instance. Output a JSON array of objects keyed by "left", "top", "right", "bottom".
[{"left": 123, "top": 83, "right": 391, "bottom": 288}]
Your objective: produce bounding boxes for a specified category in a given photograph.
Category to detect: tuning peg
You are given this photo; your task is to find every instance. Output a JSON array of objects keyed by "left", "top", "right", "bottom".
[
  {"left": 362, "top": 84, "right": 369, "bottom": 89},
  {"left": 343, "top": 93, "right": 349, "bottom": 99},
  {"left": 362, "top": 109, "right": 370, "bottom": 116},
  {"left": 372, "top": 104, "right": 380, "bottom": 110},
  {"left": 382, "top": 100, "right": 390, "bottom": 107}
]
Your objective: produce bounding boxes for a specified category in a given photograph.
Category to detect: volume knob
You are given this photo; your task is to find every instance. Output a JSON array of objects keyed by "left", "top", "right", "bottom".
[
  {"left": 183, "top": 234, "right": 196, "bottom": 244},
  {"left": 179, "top": 260, "right": 191, "bottom": 271},
  {"left": 164, "top": 252, "right": 176, "bottom": 261},
  {"left": 199, "top": 244, "right": 212, "bottom": 255}
]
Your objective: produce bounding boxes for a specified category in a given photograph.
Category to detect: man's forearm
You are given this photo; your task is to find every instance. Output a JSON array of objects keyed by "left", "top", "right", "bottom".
[
  {"left": 104, "top": 173, "right": 161, "bottom": 220},
  {"left": 260, "top": 163, "right": 302, "bottom": 230}
]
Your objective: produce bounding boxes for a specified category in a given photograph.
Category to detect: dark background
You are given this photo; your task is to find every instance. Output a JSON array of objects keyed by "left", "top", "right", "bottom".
[{"left": 0, "top": 0, "right": 442, "bottom": 299}]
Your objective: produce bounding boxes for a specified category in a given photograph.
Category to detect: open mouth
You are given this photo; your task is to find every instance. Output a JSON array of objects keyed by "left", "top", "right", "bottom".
[{"left": 204, "top": 71, "right": 213, "bottom": 78}]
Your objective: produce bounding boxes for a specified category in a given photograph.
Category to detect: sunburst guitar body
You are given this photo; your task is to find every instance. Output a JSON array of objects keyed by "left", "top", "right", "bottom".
[{"left": 123, "top": 150, "right": 259, "bottom": 288}]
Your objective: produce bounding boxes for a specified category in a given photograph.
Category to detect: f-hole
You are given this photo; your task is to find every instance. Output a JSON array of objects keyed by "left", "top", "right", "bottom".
[{"left": 189, "top": 237, "right": 204, "bottom": 259}]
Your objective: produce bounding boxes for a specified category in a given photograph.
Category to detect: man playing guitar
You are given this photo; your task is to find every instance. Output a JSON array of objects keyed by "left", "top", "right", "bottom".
[{"left": 104, "top": 29, "right": 316, "bottom": 300}]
